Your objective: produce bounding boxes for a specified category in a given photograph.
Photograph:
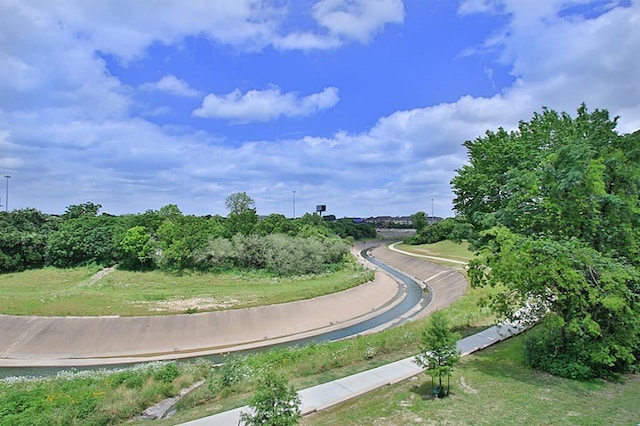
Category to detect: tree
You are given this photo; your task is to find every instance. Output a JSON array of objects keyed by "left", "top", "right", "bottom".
[
  {"left": 240, "top": 371, "right": 301, "bottom": 426},
  {"left": 451, "top": 105, "right": 640, "bottom": 378},
  {"left": 225, "top": 192, "right": 255, "bottom": 216},
  {"left": 157, "top": 204, "right": 182, "bottom": 219},
  {"left": 253, "top": 213, "right": 296, "bottom": 236},
  {"left": 224, "top": 192, "right": 257, "bottom": 236},
  {"left": 119, "top": 226, "right": 155, "bottom": 269},
  {"left": 410, "top": 211, "right": 428, "bottom": 231},
  {"left": 46, "top": 215, "right": 121, "bottom": 267},
  {"left": 62, "top": 202, "right": 102, "bottom": 219},
  {"left": 0, "top": 208, "right": 55, "bottom": 272},
  {"left": 469, "top": 228, "right": 640, "bottom": 379},
  {"left": 414, "top": 311, "right": 461, "bottom": 397},
  {"left": 406, "top": 217, "right": 472, "bottom": 245}
]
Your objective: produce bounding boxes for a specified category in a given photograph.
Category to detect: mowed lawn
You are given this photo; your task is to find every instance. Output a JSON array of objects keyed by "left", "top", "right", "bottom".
[
  {"left": 301, "top": 334, "right": 640, "bottom": 425},
  {"left": 393, "top": 240, "right": 474, "bottom": 264},
  {"left": 0, "top": 266, "right": 371, "bottom": 317}
]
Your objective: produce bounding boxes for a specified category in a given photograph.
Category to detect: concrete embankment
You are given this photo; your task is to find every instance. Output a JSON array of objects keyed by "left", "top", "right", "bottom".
[{"left": 0, "top": 251, "right": 401, "bottom": 367}]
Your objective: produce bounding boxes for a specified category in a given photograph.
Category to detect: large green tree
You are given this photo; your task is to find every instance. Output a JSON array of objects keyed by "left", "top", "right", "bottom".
[
  {"left": 452, "top": 105, "right": 640, "bottom": 378},
  {"left": 224, "top": 192, "right": 258, "bottom": 236}
]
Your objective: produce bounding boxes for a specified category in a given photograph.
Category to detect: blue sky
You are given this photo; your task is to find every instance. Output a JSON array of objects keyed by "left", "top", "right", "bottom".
[{"left": 1, "top": 0, "right": 639, "bottom": 218}]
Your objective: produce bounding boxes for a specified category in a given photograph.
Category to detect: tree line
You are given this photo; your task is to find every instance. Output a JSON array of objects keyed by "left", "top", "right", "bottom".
[{"left": 0, "top": 194, "right": 376, "bottom": 276}]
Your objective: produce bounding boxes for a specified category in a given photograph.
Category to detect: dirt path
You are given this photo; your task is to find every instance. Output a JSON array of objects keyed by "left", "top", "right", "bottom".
[{"left": 86, "top": 265, "right": 117, "bottom": 286}]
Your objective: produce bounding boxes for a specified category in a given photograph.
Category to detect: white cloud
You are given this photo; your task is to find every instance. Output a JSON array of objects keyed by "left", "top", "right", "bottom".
[
  {"left": 312, "top": 0, "right": 405, "bottom": 42},
  {"left": 274, "top": 0, "right": 404, "bottom": 50},
  {"left": 6, "top": 0, "right": 404, "bottom": 62},
  {"left": 30, "top": 1, "right": 287, "bottom": 60},
  {"left": 1, "top": 1, "right": 638, "bottom": 218},
  {"left": 140, "top": 75, "right": 201, "bottom": 97},
  {"left": 193, "top": 87, "right": 340, "bottom": 122},
  {"left": 476, "top": 1, "right": 640, "bottom": 132}
]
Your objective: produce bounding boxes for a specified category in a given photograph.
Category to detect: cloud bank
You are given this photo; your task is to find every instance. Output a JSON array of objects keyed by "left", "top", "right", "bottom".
[{"left": 0, "top": 1, "right": 638, "bottom": 218}]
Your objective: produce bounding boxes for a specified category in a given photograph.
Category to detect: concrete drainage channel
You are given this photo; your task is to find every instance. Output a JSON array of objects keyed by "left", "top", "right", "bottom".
[
  {"left": 135, "top": 245, "right": 434, "bottom": 422},
  {"left": 0, "top": 243, "right": 431, "bottom": 380}
]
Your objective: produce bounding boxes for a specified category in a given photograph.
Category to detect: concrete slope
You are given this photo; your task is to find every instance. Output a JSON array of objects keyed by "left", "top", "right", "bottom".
[{"left": 0, "top": 267, "right": 400, "bottom": 367}]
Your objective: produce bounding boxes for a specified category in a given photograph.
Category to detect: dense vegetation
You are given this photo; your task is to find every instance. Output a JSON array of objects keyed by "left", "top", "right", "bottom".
[
  {"left": 405, "top": 215, "right": 472, "bottom": 245},
  {"left": 0, "top": 194, "right": 376, "bottom": 276},
  {"left": 450, "top": 105, "right": 640, "bottom": 379}
]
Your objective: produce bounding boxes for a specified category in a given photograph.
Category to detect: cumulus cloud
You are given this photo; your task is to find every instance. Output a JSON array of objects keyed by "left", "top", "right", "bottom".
[
  {"left": 274, "top": 0, "right": 405, "bottom": 50},
  {"left": 1, "top": 1, "right": 639, "bottom": 218},
  {"left": 192, "top": 87, "right": 340, "bottom": 122},
  {"left": 140, "top": 75, "right": 201, "bottom": 97},
  {"left": 464, "top": 0, "right": 640, "bottom": 132},
  {"left": 312, "top": 0, "right": 404, "bottom": 42}
]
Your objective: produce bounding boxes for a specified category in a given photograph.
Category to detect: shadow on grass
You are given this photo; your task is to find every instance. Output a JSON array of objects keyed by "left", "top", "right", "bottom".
[
  {"left": 409, "top": 378, "right": 455, "bottom": 401},
  {"left": 463, "top": 332, "right": 609, "bottom": 395},
  {"left": 455, "top": 324, "right": 492, "bottom": 338}
]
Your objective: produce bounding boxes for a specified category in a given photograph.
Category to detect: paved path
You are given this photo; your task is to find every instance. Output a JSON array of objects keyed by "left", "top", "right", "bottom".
[{"left": 180, "top": 322, "right": 527, "bottom": 425}]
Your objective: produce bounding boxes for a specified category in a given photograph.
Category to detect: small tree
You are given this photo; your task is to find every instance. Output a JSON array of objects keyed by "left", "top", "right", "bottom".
[
  {"left": 414, "top": 311, "right": 461, "bottom": 398},
  {"left": 240, "top": 371, "right": 301, "bottom": 426}
]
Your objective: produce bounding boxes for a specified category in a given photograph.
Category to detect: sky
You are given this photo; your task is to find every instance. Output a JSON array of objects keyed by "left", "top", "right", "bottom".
[{"left": 1, "top": 0, "right": 639, "bottom": 219}]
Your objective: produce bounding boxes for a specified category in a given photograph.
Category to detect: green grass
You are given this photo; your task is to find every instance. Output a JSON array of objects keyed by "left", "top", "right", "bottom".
[
  {"left": 0, "top": 264, "right": 372, "bottom": 316},
  {"left": 299, "top": 335, "right": 640, "bottom": 425},
  {"left": 394, "top": 240, "right": 473, "bottom": 264},
  {"left": 0, "top": 361, "right": 211, "bottom": 426}
]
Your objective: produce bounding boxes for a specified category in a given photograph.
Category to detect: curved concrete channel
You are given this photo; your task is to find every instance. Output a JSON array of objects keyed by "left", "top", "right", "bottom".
[{"left": 0, "top": 242, "right": 467, "bottom": 378}]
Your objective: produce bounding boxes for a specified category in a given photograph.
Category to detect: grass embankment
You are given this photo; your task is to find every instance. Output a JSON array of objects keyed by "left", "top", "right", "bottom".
[
  {"left": 393, "top": 240, "right": 473, "bottom": 265},
  {"left": 0, "top": 263, "right": 371, "bottom": 316},
  {"left": 300, "top": 335, "right": 640, "bottom": 425}
]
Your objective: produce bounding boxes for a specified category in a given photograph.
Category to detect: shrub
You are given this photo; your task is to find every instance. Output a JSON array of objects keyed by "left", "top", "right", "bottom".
[
  {"left": 239, "top": 371, "right": 301, "bottom": 426},
  {"left": 153, "top": 362, "right": 180, "bottom": 384}
]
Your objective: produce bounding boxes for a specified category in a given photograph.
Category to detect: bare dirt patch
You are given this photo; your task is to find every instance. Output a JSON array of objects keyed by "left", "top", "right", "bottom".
[{"left": 133, "top": 297, "right": 244, "bottom": 313}]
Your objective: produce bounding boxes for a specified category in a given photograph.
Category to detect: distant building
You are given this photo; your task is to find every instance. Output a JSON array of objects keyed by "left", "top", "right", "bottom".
[{"left": 364, "top": 215, "right": 443, "bottom": 228}]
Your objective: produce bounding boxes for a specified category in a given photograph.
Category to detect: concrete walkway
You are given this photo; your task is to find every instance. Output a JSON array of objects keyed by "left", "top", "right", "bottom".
[{"left": 180, "top": 321, "right": 527, "bottom": 425}]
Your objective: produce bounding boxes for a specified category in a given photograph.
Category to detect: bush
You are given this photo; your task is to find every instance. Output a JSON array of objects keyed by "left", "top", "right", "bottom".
[
  {"left": 239, "top": 371, "right": 301, "bottom": 426},
  {"left": 214, "top": 356, "right": 251, "bottom": 389},
  {"left": 153, "top": 362, "right": 180, "bottom": 384}
]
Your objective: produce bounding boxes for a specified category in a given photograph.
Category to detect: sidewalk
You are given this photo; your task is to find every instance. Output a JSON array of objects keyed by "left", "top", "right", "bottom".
[{"left": 180, "top": 321, "right": 527, "bottom": 425}]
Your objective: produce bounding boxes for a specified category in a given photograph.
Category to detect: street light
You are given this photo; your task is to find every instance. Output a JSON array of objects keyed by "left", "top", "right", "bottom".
[{"left": 4, "top": 176, "right": 10, "bottom": 213}]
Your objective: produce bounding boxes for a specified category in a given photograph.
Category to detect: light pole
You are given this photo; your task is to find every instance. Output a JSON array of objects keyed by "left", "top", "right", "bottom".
[
  {"left": 4, "top": 176, "right": 10, "bottom": 213},
  {"left": 431, "top": 198, "right": 434, "bottom": 218},
  {"left": 292, "top": 190, "right": 296, "bottom": 219}
]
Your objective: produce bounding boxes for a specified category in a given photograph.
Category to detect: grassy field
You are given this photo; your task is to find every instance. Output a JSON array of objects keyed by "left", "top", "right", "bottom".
[
  {"left": 393, "top": 240, "right": 474, "bottom": 264},
  {"left": 299, "top": 334, "right": 640, "bottom": 425},
  {"left": 0, "top": 264, "right": 372, "bottom": 316}
]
